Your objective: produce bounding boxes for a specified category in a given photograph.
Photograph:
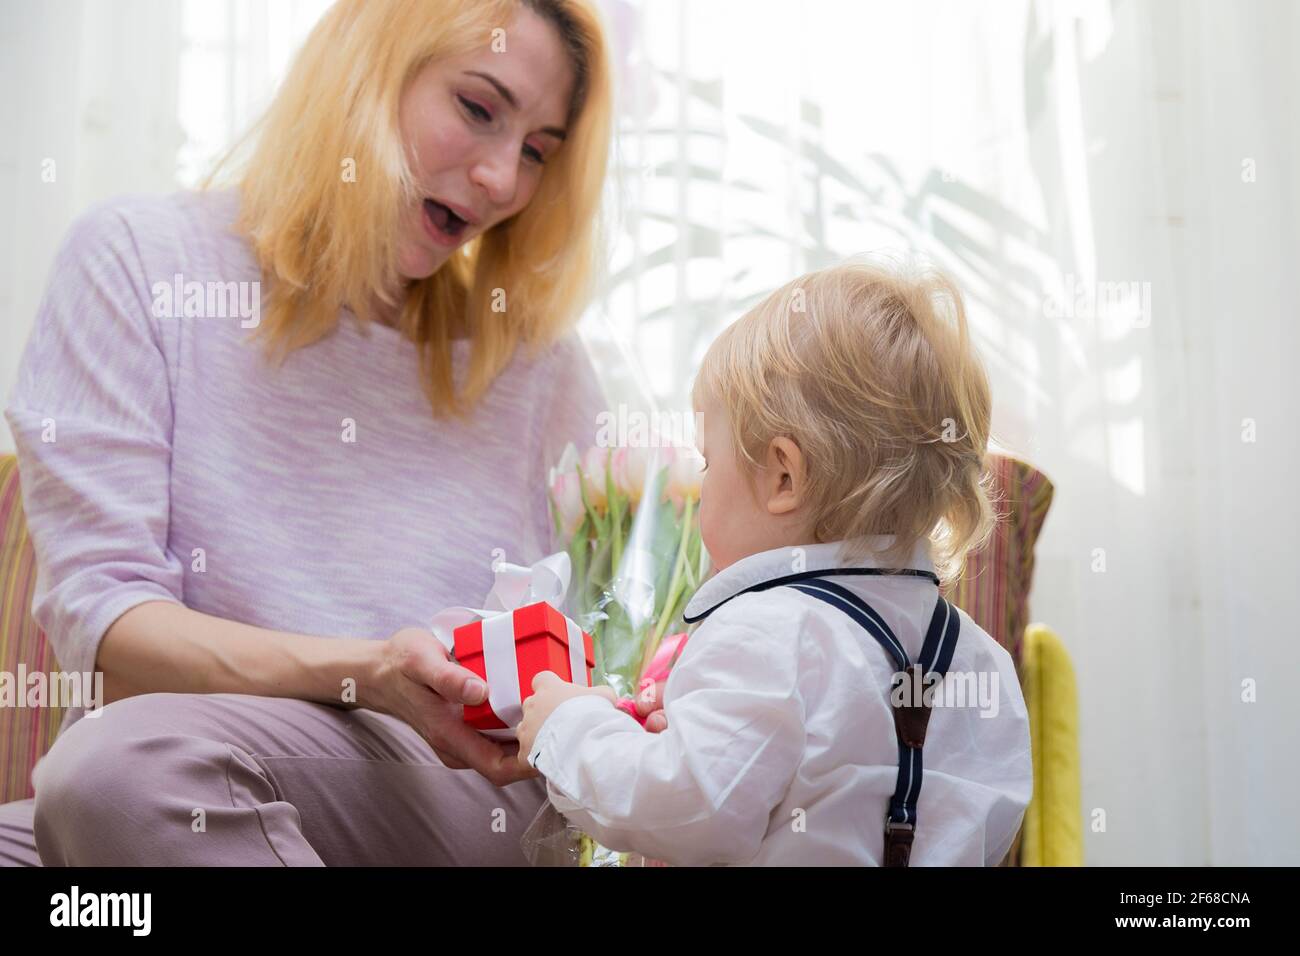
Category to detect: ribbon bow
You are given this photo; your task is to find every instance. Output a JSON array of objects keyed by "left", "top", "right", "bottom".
[{"left": 429, "top": 551, "right": 573, "bottom": 653}]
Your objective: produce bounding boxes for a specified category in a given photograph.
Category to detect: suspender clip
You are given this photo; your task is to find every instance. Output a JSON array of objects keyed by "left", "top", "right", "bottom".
[{"left": 883, "top": 818, "right": 916, "bottom": 867}]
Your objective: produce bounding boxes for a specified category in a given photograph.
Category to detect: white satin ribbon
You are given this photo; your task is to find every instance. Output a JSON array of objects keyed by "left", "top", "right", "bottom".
[
  {"left": 566, "top": 617, "right": 590, "bottom": 689},
  {"left": 429, "top": 552, "right": 586, "bottom": 738},
  {"left": 481, "top": 613, "right": 524, "bottom": 728}
]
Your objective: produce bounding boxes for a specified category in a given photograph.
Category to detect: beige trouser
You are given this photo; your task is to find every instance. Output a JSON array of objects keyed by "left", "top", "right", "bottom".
[{"left": 0, "top": 692, "right": 546, "bottom": 865}]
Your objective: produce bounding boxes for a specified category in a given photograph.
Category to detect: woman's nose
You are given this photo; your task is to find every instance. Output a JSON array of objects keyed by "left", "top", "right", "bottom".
[{"left": 469, "top": 145, "right": 520, "bottom": 210}]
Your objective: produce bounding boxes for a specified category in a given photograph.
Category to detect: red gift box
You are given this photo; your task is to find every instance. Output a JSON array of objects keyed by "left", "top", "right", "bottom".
[{"left": 453, "top": 601, "right": 595, "bottom": 732}]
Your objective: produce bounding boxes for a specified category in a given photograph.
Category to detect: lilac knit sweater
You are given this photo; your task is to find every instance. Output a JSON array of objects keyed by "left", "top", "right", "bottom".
[{"left": 3, "top": 189, "right": 606, "bottom": 730}]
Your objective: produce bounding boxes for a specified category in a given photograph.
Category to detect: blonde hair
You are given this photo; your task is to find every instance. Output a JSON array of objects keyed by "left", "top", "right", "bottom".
[
  {"left": 202, "top": 0, "right": 612, "bottom": 417},
  {"left": 693, "top": 257, "right": 996, "bottom": 581}
]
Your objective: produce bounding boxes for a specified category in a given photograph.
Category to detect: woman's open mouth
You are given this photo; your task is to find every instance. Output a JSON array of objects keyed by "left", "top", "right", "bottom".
[{"left": 422, "top": 198, "right": 472, "bottom": 247}]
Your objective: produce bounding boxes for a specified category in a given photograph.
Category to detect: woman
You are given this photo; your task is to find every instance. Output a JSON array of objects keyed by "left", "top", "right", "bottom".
[{"left": 0, "top": 0, "right": 646, "bottom": 866}]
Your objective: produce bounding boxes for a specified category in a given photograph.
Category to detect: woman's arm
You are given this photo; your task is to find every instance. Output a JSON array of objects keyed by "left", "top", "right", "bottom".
[
  {"left": 98, "top": 601, "right": 536, "bottom": 785},
  {"left": 97, "top": 600, "right": 379, "bottom": 706}
]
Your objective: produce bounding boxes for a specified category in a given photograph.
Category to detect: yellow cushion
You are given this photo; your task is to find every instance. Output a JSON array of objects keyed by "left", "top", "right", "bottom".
[{"left": 1020, "top": 623, "right": 1084, "bottom": 866}]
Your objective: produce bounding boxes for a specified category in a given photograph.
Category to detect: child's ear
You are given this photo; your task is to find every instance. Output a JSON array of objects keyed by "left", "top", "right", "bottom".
[{"left": 764, "top": 436, "right": 807, "bottom": 516}]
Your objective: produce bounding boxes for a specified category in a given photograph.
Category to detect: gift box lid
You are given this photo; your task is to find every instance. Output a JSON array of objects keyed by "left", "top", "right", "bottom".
[{"left": 454, "top": 600, "right": 594, "bottom": 668}]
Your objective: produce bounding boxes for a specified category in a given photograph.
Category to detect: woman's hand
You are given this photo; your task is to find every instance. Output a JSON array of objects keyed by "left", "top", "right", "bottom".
[
  {"left": 369, "top": 627, "right": 537, "bottom": 787},
  {"left": 515, "top": 671, "right": 617, "bottom": 768}
]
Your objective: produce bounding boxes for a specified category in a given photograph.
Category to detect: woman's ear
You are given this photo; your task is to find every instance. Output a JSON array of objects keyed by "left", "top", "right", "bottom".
[{"left": 764, "top": 436, "right": 807, "bottom": 516}]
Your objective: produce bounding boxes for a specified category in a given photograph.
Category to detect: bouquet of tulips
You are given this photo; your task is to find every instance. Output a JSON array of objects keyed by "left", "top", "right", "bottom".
[{"left": 521, "top": 440, "right": 708, "bottom": 866}]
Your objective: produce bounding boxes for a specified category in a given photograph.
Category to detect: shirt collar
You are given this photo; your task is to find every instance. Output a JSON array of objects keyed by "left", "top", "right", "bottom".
[{"left": 683, "top": 537, "right": 937, "bottom": 624}]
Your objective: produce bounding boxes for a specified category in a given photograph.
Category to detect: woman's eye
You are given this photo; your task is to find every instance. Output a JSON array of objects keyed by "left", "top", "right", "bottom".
[
  {"left": 458, "top": 95, "right": 491, "bottom": 123},
  {"left": 523, "top": 143, "right": 545, "bottom": 165}
]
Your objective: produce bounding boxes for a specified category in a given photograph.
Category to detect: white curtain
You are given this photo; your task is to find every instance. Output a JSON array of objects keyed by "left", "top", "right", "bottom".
[
  {"left": 1, "top": 0, "right": 183, "bottom": 448},
  {"left": 587, "top": 0, "right": 1300, "bottom": 866},
  {"left": 2, "top": 0, "right": 1296, "bottom": 864},
  {"left": 0, "top": 0, "right": 330, "bottom": 450}
]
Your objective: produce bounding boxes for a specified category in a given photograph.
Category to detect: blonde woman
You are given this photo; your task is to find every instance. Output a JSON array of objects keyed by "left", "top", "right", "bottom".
[{"left": 0, "top": 0, "right": 629, "bottom": 866}]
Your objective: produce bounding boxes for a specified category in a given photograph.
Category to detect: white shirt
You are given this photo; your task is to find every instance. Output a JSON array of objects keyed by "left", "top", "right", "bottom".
[{"left": 529, "top": 538, "right": 1033, "bottom": 866}]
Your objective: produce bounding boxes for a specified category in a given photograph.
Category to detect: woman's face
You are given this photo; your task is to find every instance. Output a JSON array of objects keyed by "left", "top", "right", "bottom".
[{"left": 396, "top": 8, "right": 575, "bottom": 281}]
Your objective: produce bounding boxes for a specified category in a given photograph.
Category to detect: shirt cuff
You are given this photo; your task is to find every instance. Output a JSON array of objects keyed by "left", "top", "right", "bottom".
[{"left": 527, "top": 693, "right": 628, "bottom": 786}]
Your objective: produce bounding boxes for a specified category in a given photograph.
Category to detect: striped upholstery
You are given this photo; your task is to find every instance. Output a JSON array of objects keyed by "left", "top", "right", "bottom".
[
  {"left": 942, "top": 454, "right": 1054, "bottom": 866},
  {"left": 942, "top": 455, "right": 1055, "bottom": 667},
  {"left": 0, "top": 454, "right": 64, "bottom": 803}
]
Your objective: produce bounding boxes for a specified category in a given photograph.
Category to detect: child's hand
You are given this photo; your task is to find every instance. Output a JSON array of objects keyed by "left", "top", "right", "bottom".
[
  {"left": 516, "top": 671, "right": 617, "bottom": 769},
  {"left": 636, "top": 679, "right": 670, "bottom": 733}
]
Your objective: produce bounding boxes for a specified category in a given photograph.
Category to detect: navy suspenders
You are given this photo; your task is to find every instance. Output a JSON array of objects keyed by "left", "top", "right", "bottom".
[
  {"left": 785, "top": 577, "right": 960, "bottom": 868},
  {"left": 683, "top": 565, "right": 958, "bottom": 867},
  {"left": 682, "top": 567, "right": 941, "bottom": 624}
]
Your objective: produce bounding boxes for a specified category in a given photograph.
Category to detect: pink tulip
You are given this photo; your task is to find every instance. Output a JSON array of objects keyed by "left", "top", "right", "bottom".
[
  {"left": 666, "top": 448, "right": 704, "bottom": 510},
  {"left": 610, "top": 445, "right": 651, "bottom": 504},
  {"left": 581, "top": 446, "right": 610, "bottom": 511},
  {"left": 550, "top": 469, "right": 586, "bottom": 537}
]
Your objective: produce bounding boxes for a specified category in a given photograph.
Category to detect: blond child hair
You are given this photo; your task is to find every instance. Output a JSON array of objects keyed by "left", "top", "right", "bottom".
[{"left": 693, "top": 256, "right": 996, "bottom": 580}]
